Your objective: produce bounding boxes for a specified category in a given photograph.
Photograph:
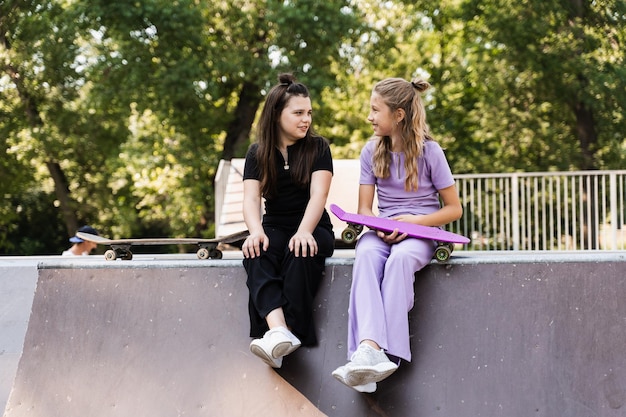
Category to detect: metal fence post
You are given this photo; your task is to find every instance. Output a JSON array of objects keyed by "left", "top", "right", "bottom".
[
  {"left": 610, "top": 173, "right": 618, "bottom": 250},
  {"left": 512, "top": 173, "right": 520, "bottom": 251}
]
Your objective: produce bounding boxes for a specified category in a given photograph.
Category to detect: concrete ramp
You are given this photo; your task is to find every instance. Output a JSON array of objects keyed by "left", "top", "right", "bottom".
[
  {"left": 0, "top": 261, "right": 38, "bottom": 414},
  {"left": 3, "top": 264, "right": 326, "bottom": 417},
  {"left": 3, "top": 252, "right": 626, "bottom": 417}
]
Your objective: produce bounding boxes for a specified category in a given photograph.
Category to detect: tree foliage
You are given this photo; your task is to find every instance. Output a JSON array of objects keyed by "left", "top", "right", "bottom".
[{"left": 1, "top": 0, "right": 624, "bottom": 254}]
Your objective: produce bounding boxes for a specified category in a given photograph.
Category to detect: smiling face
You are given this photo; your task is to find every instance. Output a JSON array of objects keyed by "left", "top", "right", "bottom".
[
  {"left": 278, "top": 95, "right": 312, "bottom": 146},
  {"left": 367, "top": 91, "right": 396, "bottom": 137}
]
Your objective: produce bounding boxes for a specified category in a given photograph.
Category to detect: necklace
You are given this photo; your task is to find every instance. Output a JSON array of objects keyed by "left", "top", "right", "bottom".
[{"left": 279, "top": 148, "right": 289, "bottom": 170}]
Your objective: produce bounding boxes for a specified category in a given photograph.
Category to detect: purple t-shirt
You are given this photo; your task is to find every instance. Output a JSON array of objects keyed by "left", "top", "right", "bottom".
[{"left": 359, "top": 139, "right": 455, "bottom": 218}]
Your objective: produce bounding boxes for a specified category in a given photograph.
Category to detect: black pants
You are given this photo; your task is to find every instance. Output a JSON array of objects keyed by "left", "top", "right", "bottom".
[{"left": 243, "top": 222, "right": 334, "bottom": 346}]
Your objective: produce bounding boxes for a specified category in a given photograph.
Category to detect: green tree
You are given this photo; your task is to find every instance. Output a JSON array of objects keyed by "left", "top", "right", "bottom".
[
  {"left": 1, "top": 0, "right": 364, "bottom": 253},
  {"left": 331, "top": 0, "right": 626, "bottom": 173},
  {"left": 2, "top": 0, "right": 625, "bottom": 254},
  {"left": 77, "top": 0, "right": 364, "bottom": 236},
  {"left": 1, "top": 0, "right": 113, "bottom": 244},
  {"left": 460, "top": 0, "right": 626, "bottom": 171}
]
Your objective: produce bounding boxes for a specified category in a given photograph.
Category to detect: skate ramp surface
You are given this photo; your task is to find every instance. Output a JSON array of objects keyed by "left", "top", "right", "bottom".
[
  {"left": 3, "top": 252, "right": 626, "bottom": 417},
  {"left": 0, "top": 260, "right": 38, "bottom": 415},
  {"left": 3, "top": 263, "right": 325, "bottom": 417}
]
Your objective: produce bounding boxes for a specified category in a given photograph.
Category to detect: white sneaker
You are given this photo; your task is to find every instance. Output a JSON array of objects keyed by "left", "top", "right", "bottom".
[
  {"left": 270, "top": 327, "right": 302, "bottom": 358},
  {"left": 332, "top": 365, "right": 378, "bottom": 392},
  {"left": 332, "top": 365, "right": 377, "bottom": 392},
  {"left": 332, "top": 344, "right": 398, "bottom": 387},
  {"left": 250, "top": 327, "right": 301, "bottom": 368},
  {"left": 353, "top": 382, "right": 377, "bottom": 393}
]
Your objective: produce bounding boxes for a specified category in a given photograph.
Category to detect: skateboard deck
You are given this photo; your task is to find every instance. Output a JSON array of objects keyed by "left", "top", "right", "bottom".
[
  {"left": 76, "top": 230, "right": 249, "bottom": 261},
  {"left": 329, "top": 204, "right": 469, "bottom": 262}
]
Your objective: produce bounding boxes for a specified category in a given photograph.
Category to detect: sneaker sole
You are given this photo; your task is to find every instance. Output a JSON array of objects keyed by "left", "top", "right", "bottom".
[
  {"left": 331, "top": 369, "right": 377, "bottom": 393},
  {"left": 250, "top": 342, "right": 282, "bottom": 368},
  {"left": 332, "top": 367, "right": 354, "bottom": 387},
  {"left": 353, "top": 382, "right": 377, "bottom": 393},
  {"left": 343, "top": 362, "right": 398, "bottom": 386},
  {"left": 272, "top": 340, "right": 300, "bottom": 358}
]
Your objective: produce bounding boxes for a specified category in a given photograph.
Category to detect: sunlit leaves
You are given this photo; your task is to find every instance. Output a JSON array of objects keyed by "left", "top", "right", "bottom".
[{"left": 1, "top": 0, "right": 625, "bottom": 254}]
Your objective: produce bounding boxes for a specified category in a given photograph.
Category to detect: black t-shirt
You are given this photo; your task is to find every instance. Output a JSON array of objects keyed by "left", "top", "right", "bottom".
[{"left": 243, "top": 136, "right": 333, "bottom": 229}]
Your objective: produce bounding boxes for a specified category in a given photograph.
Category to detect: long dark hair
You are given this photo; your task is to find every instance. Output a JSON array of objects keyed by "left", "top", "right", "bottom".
[{"left": 255, "top": 73, "right": 323, "bottom": 197}]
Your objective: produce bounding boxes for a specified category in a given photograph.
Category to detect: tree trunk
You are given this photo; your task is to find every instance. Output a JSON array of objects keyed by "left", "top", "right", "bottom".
[
  {"left": 573, "top": 100, "right": 597, "bottom": 171},
  {"left": 573, "top": 95, "right": 599, "bottom": 251},
  {"left": 1, "top": 35, "right": 79, "bottom": 237},
  {"left": 568, "top": 0, "right": 598, "bottom": 249},
  {"left": 220, "top": 81, "right": 262, "bottom": 161},
  {"left": 200, "top": 81, "right": 262, "bottom": 236},
  {"left": 46, "top": 161, "right": 78, "bottom": 236}
]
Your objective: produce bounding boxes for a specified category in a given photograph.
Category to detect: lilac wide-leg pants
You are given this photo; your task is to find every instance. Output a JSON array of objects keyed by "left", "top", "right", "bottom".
[{"left": 347, "top": 231, "right": 435, "bottom": 362}]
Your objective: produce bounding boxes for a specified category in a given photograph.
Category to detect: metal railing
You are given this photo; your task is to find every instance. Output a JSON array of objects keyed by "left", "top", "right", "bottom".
[
  {"left": 448, "top": 170, "right": 626, "bottom": 251},
  {"left": 216, "top": 160, "right": 626, "bottom": 251}
]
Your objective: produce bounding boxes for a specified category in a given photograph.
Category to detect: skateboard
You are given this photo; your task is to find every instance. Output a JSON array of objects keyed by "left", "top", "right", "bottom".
[
  {"left": 76, "top": 230, "right": 249, "bottom": 261},
  {"left": 329, "top": 204, "right": 470, "bottom": 262}
]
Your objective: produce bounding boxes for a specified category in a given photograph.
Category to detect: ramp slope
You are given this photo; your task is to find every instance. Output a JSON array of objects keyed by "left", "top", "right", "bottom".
[
  {"left": 0, "top": 264, "right": 38, "bottom": 414},
  {"left": 4, "top": 253, "right": 626, "bottom": 416},
  {"left": 4, "top": 266, "right": 326, "bottom": 417}
]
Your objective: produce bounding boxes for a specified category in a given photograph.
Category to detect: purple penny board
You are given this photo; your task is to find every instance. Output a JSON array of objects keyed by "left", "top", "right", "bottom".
[{"left": 330, "top": 204, "right": 469, "bottom": 262}]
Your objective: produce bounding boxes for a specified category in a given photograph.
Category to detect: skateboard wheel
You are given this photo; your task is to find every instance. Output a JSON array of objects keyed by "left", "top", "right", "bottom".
[
  {"left": 341, "top": 227, "right": 359, "bottom": 244},
  {"left": 121, "top": 251, "right": 133, "bottom": 261},
  {"left": 208, "top": 249, "right": 223, "bottom": 259},
  {"left": 434, "top": 245, "right": 451, "bottom": 262},
  {"left": 197, "top": 247, "right": 210, "bottom": 260},
  {"left": 104, "top": 249, "right": 117, "bottom": 261}
]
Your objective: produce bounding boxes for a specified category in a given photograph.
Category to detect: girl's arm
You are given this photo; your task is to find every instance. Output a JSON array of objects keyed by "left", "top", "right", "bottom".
[
  {"left": 290, "top": 169, "right": 332, "bottom": 257},
  {"left": 359, "top": 183, "right": 403, "bottom": 242},
  {"left": 357, "top": 184, "right": 376, "bottom": 217},
  {"left": 381, "top": 185, "right": 463, "bottom": 245},
  {"left": 393, "top": 184, "right": 463, "bottom": 227},
  {"left": 241, "top": 179, "right": 269, "bottom": 258}
]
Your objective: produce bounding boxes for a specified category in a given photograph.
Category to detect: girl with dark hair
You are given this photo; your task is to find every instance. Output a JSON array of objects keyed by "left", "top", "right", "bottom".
[{"left": 242, "top": 73, "right": 334, "bottom": 368}]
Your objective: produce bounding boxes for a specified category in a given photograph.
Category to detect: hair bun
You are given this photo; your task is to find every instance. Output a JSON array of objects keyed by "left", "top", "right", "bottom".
[
  {"left": 411, "top": 79, "right": 430, "bottom": 92},
  {"left": 278, "top": 73, "right": 296, "bottom": 86}
]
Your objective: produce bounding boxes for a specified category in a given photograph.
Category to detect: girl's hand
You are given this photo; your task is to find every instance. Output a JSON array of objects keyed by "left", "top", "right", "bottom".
[
  {"left": 391, "top": 214, "right": 425, "bottom": 225},
  {"left": 289, "top": 231, "right": 318, "bottom": 257},
  {"left": 377, "top": 228, "right": 408, "bottom": 245},
  {"left": 376, "top": 214, "right": 415, "bottom": 244},
  {"left": 242, "top": 232, "right": 269, "bottom": 258}
]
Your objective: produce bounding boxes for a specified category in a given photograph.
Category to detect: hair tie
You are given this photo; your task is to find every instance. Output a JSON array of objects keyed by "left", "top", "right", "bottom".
[{"left": 411, "top": 80, "right": 430, "bottom": 93}]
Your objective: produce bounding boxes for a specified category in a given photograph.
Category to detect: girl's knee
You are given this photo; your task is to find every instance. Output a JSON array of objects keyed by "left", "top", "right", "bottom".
[{"left": 387, "top": 246, "right": 431, "bottom": 270}]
